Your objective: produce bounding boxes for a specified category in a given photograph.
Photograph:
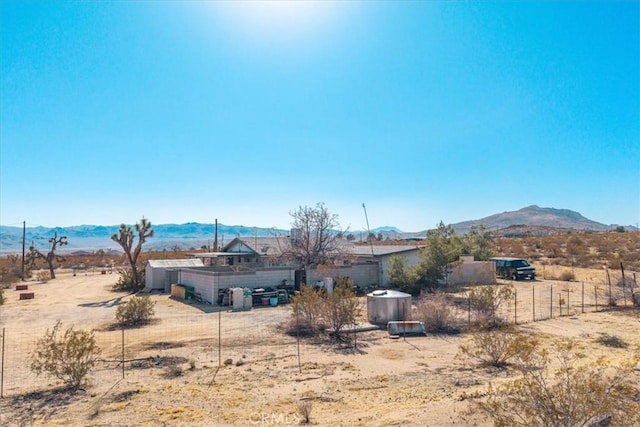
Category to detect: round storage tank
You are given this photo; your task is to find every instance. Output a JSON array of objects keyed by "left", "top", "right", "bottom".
[{"left": 367, "top": 290, "right": 412, "bottom": 325}]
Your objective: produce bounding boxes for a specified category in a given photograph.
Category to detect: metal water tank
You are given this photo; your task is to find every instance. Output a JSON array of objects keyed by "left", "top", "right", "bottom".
[{"left": 366, "top": 290, "right": 412, "bottom": 325}]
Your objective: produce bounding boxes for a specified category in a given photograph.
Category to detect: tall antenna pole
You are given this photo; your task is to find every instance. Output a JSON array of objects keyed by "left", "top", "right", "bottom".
[
  {"left": 362, "top": 203, "right": 375, "bottom": 257},
  {"left": 21, "top": 221, "right": 26, "bottom": 280},
  {"left": 213, "top": 219, "right": 218, "bottom": 252}
]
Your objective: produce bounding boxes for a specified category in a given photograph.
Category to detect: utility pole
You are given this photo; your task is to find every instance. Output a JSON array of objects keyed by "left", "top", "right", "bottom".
[{"left": 21, "top": 221, "right": 26, "bottom": 280}]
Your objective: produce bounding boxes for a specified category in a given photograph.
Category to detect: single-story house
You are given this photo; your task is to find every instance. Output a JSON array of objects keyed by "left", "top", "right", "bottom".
[
  {"left": 350, "top": 245, "right": 422, "bottom": 287},
  {"left": 177, "top": 261, "right": 379, "bottom": 305}
]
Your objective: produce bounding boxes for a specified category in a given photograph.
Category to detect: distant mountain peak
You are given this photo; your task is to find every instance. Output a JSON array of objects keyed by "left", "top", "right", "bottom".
[
  {"left": 450, "top": 205, "right": 608, "bottom": 234},
  {"left": 371, "top": 226, "right": 403, "bottom": 233}
]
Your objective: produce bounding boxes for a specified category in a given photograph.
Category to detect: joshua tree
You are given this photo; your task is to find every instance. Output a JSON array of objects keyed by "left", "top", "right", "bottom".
[
  {"left": 111, "top": 218, "right": 153, "bottom": 291},
  {"left": 26, "top": 231, "right": 68, "bottom": 279}
]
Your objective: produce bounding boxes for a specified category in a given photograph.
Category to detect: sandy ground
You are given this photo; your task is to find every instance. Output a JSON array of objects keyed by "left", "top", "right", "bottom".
[{"left": 0, "top": 269, "right": 639, "bottom": 427}]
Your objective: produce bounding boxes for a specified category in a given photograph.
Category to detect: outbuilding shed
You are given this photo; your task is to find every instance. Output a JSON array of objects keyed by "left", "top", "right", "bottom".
[{"left": 144, "top": 259, "right": 204, "bottom": 292}]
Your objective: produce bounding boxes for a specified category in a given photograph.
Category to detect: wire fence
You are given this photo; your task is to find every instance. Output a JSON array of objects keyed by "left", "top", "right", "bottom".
[
  {"left": 1, "top": 280, "right": 637, "bottom": 399},
  {"left": 0, "top": 306, "right": 304, "bottom": 398},
  {"left": 458, "top": 279, "right": 636, "bottom": 326}
]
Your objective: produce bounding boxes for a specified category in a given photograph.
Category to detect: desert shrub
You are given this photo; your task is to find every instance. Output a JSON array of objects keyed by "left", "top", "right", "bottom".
[
  {"left": 288, "top": 278, "right": 360, "bottom": 340},
  {"left": 559, "top": 270, "right": 575, "bottom": 281},
  {"left": 459, "top": 328, "right": 538, "bottom": 368},
  {"left": 633, "top": 292, "right": 640, "bottom": 308},
  {"left": 0, "top": 286, "right": 4, "bottom": 305},
  {"left": 321, "top": 278, "right": 360, "bottom": 340},
  {"left": 414, "top": 293, "right": 459, "bottom": 333},
  {"left": 36, "top": 270, "right": 50, "bottom": 283},
  {"left": 163, "top": 365, "right": 183, "bottom": 378},
  {"left": 115, "top": 296, "right": 155, "bottom": 327},
  {"left": 30, "top": 320, "right": 101, "bottom": 391},
  {"left": 595, "top": 333, "right": 628, "bottom": 349},
  {"left": 112, "top": 267, "right": 145, "bottom": 292},
  {"left": 297, "top": 400, "right": 314, "bottom": 424},
  {"left": 290, "top": 285, "right": 326, "bottom": 336},
  {"left": 468, "top": 285, "right": 513, "bottom": 328},
  {"left": 474, "top": 340, "right": 640, "bottom": 426}
]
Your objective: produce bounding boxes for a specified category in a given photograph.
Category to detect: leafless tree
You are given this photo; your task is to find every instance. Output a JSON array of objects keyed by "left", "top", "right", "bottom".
[
  {"left": 287, "top": 203, "right": 346, "bottom": 266},
  {"left": 111, "top": 218, "right": 153, "bottom": 290},
  {"left": 26, "top": 231, "right": 68, "bottom": 279}
]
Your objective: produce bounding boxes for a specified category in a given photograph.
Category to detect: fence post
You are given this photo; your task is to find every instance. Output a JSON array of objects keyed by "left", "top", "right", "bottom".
[
  {"left": 595, "top": 285, "right": 598, "bottom": 312},
  {"left": 121, "top": 326, "right": 125, "bottom": 379},
  {"left": 514, "top": 289, "right": 517, "bottom": 325},
  {"left": 1, "top": 328, "right": 5, "bottom": 399},
  {"left": 607, "top": 268, "right": 612, "bottom": 306},
  {"left": 218, "top": 310, "right": 222, "bottom": 368},
  {"left": 468, "top": 294, "right": 471, "bottom": 325},
  {"left": 582, "top": 282, "right": 584, "bottom": 314},
  {"left": 296, "top": 310, "right": 301, "bottom": 374},
  {"left": 559, "top": 293, "right": 562, "bottom": 316},
  {"left": 532, "top": 287, "right": 535, "bottom": 322},
  {"left": 566, "top": 289, "right": 570, "bottom": 316},
  {"left": 550, "top": 285, "right": 553, "bottom": 319},
  {"left": 621, "top": 262, "right": 627, "bottom": 307}
]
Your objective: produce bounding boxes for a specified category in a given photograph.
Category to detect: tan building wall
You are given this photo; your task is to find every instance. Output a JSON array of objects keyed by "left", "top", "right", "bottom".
[{"left": 447, "top": 261, "right": 496, "bottom": 286}]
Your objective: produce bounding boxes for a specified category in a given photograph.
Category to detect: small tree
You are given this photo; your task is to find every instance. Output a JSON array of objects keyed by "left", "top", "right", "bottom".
[
  {"left": 287, "top": 203, "right": 345, "bottom": 266},
  {"left": 475, "top": 340, "right": 640, "bottom": 426},
  {"left": 26, "top": 231, "right": 68, "bottom": 279},
  {"left": 462, "top": 225, "right": 494, "bottom": 261},
  {"left": 115, "top": 296, "right": 155, "bottom": 327},
  {"left": 111, "top": 218, "right": 153, "bottom": 292},
  {"left": 30, "top": 321, "right": 101, "bottom": 391},
  {"left": 414, "top": 222, "right": 462, "bottom": 289},
  {"left": 388, "top": 255, "right": 422, "bottom": 296}
]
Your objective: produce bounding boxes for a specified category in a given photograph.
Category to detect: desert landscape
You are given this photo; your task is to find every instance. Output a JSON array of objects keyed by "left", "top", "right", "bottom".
[{"left": 0, "top": 265, "right": 638, "bottom": 427}]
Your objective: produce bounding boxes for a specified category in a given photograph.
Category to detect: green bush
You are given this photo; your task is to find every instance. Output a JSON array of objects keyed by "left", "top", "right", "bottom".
[
  {"left": 112, "top": 268, "right": 145, "bottom": 292},
  {"left": 30, "top": 321, "right": 101, "bottom": 391},
  {"left": 115, "top": 296, "right": 155, "bottom": 327},
  {"left": 0, "top": 286, "right": 4, "bottom": 305}
]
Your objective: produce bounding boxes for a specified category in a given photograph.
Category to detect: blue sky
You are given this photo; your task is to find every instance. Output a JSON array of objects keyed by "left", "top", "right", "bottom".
[{"left": 1, "top": 1, "right": 638, "bottom": 232}]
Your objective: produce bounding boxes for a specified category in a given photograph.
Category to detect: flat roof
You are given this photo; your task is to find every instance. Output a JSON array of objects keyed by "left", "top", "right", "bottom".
[{"left": 187, "top": 252, "right": 264, "bottom": 259}]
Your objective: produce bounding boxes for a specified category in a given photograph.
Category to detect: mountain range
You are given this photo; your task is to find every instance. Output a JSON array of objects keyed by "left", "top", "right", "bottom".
[{"left": 0, "top": 205, "right": 634, "bottom": 254}]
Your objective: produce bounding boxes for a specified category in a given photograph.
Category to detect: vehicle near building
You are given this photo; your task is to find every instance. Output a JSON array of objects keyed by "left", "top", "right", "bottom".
[{"left": 490, "top": 257, "right": 536, "bottom": 280}]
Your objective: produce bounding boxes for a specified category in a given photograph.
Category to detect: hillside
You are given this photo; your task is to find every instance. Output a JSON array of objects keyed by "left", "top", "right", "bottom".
[
  {"left": 449, "top": 205, "right": 611, "bottom": 234},
  {"left": 0, "top": 205, "right": 631, "bottom": 253}
]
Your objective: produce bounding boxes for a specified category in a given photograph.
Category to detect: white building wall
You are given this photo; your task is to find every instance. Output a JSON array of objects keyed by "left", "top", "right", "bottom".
[
  {"left": 144, "top": 266, "right": 168, "bottom": 291},
  {"left": 306, "top": 263, "right": 379, "bottom": 287},
  {"left": 179, "top": 269, "right": 218, "bottom": 304},
  {"left": 179, "top": 267, "right": 295, "bottom": 305}
]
